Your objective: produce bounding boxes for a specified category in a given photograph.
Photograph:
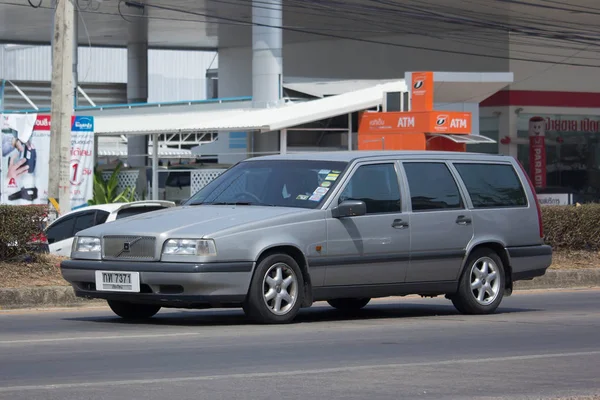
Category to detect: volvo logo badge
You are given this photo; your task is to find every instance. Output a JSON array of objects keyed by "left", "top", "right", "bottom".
[{"left": 115, "top": 237, "right": 142, "bottom": 257}]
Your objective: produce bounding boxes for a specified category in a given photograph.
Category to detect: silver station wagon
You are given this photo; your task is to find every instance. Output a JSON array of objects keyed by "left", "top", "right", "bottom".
[{"left": 61, "top": 151, "right": 552, "bottom": 324}]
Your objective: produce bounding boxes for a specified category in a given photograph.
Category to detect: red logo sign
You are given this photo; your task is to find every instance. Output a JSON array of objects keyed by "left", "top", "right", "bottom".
[
  {"left": 34, "top": 115, "right": 52, "bottom": 131},
  {"left": 34, "top": 115, "right": 78, "bottom": 131}
]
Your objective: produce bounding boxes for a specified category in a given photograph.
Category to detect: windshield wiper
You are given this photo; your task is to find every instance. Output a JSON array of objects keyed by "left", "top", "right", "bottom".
[
  {"left": 210, "top": 201, "right": 254, "bottom": 205},
  {"left": 190, "top": 201, "right": 270, "bottom": 206}
]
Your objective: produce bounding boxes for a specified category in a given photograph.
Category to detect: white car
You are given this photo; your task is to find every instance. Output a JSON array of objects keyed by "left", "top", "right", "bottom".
[{"left": 45, "top": 201, "right": 176, "bottom": 256}]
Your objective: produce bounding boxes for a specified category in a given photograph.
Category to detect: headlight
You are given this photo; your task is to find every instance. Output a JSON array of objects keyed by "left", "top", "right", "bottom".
[
  {"left": 74, "top": 237, "right": 101, "bottom": 253},
  {"left": 162, "top": 239, "right": 217, "bottom": 256}
]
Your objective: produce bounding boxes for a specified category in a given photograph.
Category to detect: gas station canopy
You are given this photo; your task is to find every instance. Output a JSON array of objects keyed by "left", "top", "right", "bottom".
[{"left": 92, "top": 72, "right": 512, "bottom": 137}]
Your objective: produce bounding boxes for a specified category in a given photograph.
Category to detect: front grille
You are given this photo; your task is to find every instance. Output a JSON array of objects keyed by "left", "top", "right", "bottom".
[{"left": 102, "top": 236, "right": 156, "bottom": 261}]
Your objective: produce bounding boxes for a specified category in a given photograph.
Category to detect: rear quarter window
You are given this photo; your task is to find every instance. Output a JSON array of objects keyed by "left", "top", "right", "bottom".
[{"left": 453, "top": 163, "right": 528, "bottom": 208}]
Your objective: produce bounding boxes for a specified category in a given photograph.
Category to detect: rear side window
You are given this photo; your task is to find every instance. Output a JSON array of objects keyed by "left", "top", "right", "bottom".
[
  {"left": 453, "top": 163, "right": 527, "bottom": 208},
  {"left": 73, "top": 212, "right": 96, "bottom": 234},
  {"left": 95, "top": 211, "right": 110, "bottom": 225},
  {"left": 46, "top": 217, "right": 75, "bottom": 244},
  {"left": 403, "top": 162, "right": 463, "bottom": 211}
]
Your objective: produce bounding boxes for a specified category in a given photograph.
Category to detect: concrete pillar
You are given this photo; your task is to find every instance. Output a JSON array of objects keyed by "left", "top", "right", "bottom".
[
  {"left": 126, "top": 5, "right": 149, "bottom": 168},
  {"left": 217, "top": 48, "right": 252, "bottom": 98},
  {"left": 73, "top": 6, "right": 78, "bottom": 108},
  {"left": 251, "top": 0, "right": 283, "bottom": 157}
]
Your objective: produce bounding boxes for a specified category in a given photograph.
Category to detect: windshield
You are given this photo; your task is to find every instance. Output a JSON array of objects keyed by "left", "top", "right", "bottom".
[{"left": 184, "top": 159, "right": 348, "bottom": 209}]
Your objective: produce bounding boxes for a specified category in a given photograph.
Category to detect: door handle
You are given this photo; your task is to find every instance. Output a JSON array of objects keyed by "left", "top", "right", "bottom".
[
  {"left": 456, "top": 215, "right": 472, "bottom": 225},
  {"left": 392, "top": 219, "right": 409, "bottom": 229}
]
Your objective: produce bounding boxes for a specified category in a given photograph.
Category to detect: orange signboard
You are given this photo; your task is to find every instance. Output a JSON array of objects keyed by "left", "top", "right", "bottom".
[
  {"left": 358, "top": 111, "right": 430, "bottom": 134},
  {"left": 411, "top": 71, "right": 434, "bottom": 112},
  {"left": 358, "top": 111, "right": 471, "bottom": 135},
  {"left": 356, "top": 71, "right": 475, "bottom": 153},
  {"left": 359, "top": 133, "right": 427, "bottom": 151},
  {"left": 428, "top": 112, "right": 471, "bottom": 134}
]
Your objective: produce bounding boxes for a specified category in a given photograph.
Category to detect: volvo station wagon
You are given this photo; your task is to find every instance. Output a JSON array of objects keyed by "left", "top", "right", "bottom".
[{"left": 61, "top": 151, "right": 552, "bottom": 324}]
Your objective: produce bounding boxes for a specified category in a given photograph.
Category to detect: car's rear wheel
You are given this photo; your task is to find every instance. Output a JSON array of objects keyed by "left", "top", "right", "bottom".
[
  {"left": 244, "top": 253, "right": 304, "bottom": 324},
  {"left": 327, "top": 298, "right": 371, "bottom": 311},
  {"left": 107, "top": 300, "right": 161, "bottom": 320},
  {"left": 450, "top": 248, "right": 505, "bottom": 315}
]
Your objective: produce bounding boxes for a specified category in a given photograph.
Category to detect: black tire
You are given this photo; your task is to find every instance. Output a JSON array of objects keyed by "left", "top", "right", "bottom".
[
  {"left": 450, "top": 248, "right": 506, "bottom": 315},
  {"left": 107, "top": 300, "right": 161, "bottom": 320},
  {"left": 244, "top": 253, "right": 304, "bottom": 324},
  {"left": 327, "top": 298, "right": 371, "bottom": 311}
]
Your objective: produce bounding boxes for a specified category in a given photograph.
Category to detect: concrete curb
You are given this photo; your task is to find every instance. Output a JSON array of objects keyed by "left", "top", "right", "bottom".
[
  {"left": 1, "top": 269, "right": 599, "bottom": 310},
  {"left": 0, "top": 286, "right": 103, "bottom": 310},
  {"left": 513, "top": 268, "right": 600, "bottom": 290}
]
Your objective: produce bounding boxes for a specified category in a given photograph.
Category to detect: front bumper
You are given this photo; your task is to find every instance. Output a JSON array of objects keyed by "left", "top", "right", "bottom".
[{"left": 60, "top": 259, "right": 255, "bottom": 309}]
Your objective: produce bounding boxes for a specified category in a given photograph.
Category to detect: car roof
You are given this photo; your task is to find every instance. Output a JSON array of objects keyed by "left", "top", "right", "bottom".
[
  {"left": 244, "top": 150, "right": 513, "bottom": 163},
  {"left": 48, "top": 201, "right": 176, "bottom": 223}
]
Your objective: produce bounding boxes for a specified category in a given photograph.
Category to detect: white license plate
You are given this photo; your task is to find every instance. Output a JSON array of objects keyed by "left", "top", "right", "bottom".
[{"left": 95, "top": 271, "right": 140, "bottom": 293}]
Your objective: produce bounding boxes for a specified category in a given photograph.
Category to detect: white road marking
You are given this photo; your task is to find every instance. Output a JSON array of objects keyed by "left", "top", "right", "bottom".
[
  {"left": 0, "top": 332, "right": 201, "bottom": 345},
  {"left": 1, "top": 350, "right": 599, "bottom": 392}
]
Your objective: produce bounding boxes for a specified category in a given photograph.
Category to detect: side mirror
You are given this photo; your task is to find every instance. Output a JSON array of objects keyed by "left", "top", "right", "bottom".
[{"left": 331, "top": 200, "right": 367, "bottom": 218}]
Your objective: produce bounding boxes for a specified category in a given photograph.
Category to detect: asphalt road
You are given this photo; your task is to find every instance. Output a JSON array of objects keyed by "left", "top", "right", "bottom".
[{"left": 0, "top": 289, "right": 599, "bottom": 400}]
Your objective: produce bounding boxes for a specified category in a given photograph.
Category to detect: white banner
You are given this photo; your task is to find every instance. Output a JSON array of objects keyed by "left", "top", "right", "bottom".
[
  {"left": 1, "top": 113, "right": 95, "bottom": 211},
  {"left": 537, "top": 193, "right": 573, "bottom": 206}
]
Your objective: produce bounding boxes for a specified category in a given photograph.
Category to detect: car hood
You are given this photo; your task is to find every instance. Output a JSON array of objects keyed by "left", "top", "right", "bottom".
[{"left": 78, "top": 205, "right": 310, "bottom": 238}]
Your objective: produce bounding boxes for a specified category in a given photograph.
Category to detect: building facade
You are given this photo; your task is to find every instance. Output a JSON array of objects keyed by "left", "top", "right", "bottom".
[{"left": 0, "top": 44, "right": 218, "bottom": 107}]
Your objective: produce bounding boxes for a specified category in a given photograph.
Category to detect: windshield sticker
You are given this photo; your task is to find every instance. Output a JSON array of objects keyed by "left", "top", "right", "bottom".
[
  {"left": 309, "top": 193, "right": 325, "bottom": 202},
  {"left": 332, "top": 170, "right": 341, "bottom": 174},
  {"left": 313, "top": 187, "right": 329, "bottom": 195},
  {"left": 318, "top": 169, "right": 331, "bottom": 175},
  {"left": 296, "top": 194, "right": 309, "bottom": 200},
  {"left": 320, "top": 181, "right": 331, "bottom": 188},
  {"left": 325, "top": 173, "right": 339, "bottom": 181}
]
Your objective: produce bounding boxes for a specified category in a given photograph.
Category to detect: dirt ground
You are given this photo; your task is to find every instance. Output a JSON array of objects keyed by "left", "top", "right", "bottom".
[
  {"left": 0, "top": 254, "right": 68, "bottom": 289},
  {"left": 550, "top": 250, "right": 600, "bottom": 270},
  {"left": 0, "top": 250, "right": 598, "bottom": 289}
]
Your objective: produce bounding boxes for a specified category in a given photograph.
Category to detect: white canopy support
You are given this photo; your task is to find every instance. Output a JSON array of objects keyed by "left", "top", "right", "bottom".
[
  {"left": 427, "top": 134, "right": 497, "bottom": 144},
  {"left": 92, "top": 80, "right": 408, "bottom": 137}
]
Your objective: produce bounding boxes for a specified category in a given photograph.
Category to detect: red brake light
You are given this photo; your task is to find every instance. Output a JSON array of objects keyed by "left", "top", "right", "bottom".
[
  {"left": 39, "top": 233, "right": 48, "bottom": 244},
  {"left": 516, "top": 159, "right": 544, "bottom": 238},
  {"left": 29, "top": 233, "right": 48, "bottom": 244}
]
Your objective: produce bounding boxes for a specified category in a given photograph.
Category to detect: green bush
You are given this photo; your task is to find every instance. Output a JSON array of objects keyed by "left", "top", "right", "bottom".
[
  {"left": 0, "top": 202, "right": 596, "bottom": 261},
  {"left": 542, "top": 204, "right": 600, "bottom": 251},
  {"left": 0, "top": 205, "right": 48, "bottom": 261}
]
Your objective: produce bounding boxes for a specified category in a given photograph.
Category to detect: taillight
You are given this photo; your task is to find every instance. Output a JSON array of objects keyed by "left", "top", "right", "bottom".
[
  {"left": 38, "top": 233, "right": 48, "bottom": 244},
  {"left": 29, "top": 233, "right": 48, "bottom": 244},
  {"left": 516, "top": 159, "right": 544, "bottom": 238}
]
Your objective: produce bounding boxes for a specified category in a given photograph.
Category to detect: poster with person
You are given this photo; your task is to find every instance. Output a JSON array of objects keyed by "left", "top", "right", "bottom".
[{"left": 0, "top": 113, "right": 95, "bottom": 210}]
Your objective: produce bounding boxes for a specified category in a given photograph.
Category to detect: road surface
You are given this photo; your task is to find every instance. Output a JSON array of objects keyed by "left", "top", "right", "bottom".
[{"left": 1, "top": 288, "right": 599, "bottom": 400}]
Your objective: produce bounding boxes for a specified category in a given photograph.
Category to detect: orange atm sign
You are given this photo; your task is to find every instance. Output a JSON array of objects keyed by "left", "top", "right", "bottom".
[{"left": 359, "top": 111, "right": 472, "bottom": 134}]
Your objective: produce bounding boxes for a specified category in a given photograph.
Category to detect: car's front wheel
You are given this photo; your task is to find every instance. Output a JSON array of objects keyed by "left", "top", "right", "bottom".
[
  {"left": 450, "top": 248, "right": 505, "bottom": 315},
  {"left": 244, "top": 253, "right": 304, "bottom": 324},
  {"left": 107, "top": 300, "right": 161, "bottom": 320}
]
